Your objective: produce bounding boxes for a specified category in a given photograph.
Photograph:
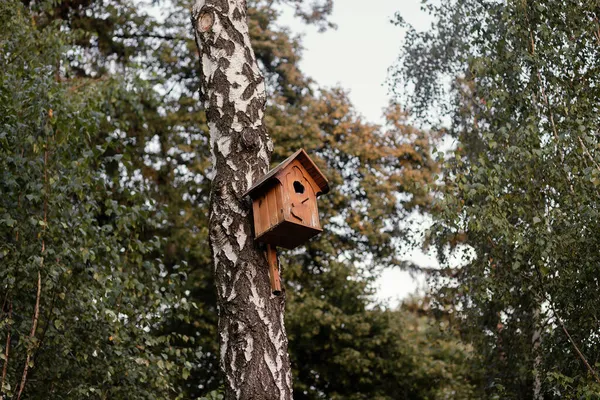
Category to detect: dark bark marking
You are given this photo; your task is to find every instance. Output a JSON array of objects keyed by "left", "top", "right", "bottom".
[
  {"left": 232, "top": 7, "right": 243, "bottom": 21},
  {"left": 247, "top": 96, "right": 265, "bottom": 122},
  {"left": 218, "top": 58, "right": 230, "bottom": 69},
  {"left": 244, "top": 47, "right": 253, "bottom": 63},
  {"left": 242, "top": 81, "right": 258, "bottom": 101},
  {"left": 235, "top": 111, "right": 252, "bottom": 128},
  {"left": 242, "top": 128, "right": 258, "bottom": 149},
  {"left": 215, "top": 37, "right": 236, "bottom": 57},
  {"left": 241, "top": 63, "right": 255, "bottom": 83}
]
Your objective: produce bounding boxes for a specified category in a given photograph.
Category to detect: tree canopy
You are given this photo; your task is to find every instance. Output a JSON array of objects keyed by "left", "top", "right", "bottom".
[
  {"left": 9, "top": 0, "right": 597, "bottom": 398},
  {"left": 0, "top": 0, "right": 478, "bottom": 399},
  {"left": 392, "top": 0, "right": 600, "bottom": 398}
]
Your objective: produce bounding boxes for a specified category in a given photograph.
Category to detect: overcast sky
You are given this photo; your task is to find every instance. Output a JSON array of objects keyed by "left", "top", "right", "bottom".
[
  {"left": 279, "top": 1, "right": 435, "bottom": 306},
  {"left": 280, "top": 0, "right": 432, "bottom": 124}
]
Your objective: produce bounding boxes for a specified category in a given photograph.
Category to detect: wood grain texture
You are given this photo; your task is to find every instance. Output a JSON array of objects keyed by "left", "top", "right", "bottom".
[{"left": 266, "top": 244, "right": 281, "bottom": 295}]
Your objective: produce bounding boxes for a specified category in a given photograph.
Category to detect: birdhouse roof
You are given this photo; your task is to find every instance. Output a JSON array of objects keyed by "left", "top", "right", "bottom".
[{"left": 244, "top": 149, "right": 330, "bottom": 198}]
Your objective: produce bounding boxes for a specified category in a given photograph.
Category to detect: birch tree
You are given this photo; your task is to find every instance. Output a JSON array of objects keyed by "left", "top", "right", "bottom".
[
  {"left": 191, "top": 1, "right": 293, "bottom": 398},
  {"left": 392, "top": 0, "right": 600, "bottom": 397}
]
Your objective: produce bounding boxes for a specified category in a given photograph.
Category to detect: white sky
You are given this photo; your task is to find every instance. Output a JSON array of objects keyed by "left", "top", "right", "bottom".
[
  {"left": 280, "top": 0, "right": 432, "bottom": 123},
  {"left": 280, "top": 1, "right": 436, "bottom": 307}
]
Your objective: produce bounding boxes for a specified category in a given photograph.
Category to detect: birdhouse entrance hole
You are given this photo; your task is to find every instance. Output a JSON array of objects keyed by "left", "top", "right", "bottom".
[{"left": 293, "top": 181, "right": 305, "bottom": 194}]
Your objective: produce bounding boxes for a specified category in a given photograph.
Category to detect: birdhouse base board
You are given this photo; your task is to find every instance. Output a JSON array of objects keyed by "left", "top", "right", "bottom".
[{"left": 255, "top": 220, "right": 323, "bottom": 249}]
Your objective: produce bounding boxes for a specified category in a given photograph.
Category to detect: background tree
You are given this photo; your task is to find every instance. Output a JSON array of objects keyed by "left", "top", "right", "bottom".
[
  {"left": 0, "top": 1, "right": 194, "bottom": 398},
  {"left": 392, "top": 0, "right": 600, "bottom": 398},
  {"left": 0, "top": 0, "right": 477, "bottom": 398}
]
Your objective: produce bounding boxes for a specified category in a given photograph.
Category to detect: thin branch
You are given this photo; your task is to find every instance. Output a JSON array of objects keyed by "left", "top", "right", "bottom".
[
  {"left": 25, "top": 288, "right": 58, "bottom": 389},
  {"left": 548, "top": 297, "right": 600, "bottom": 384},
  {"left": 0, "top": 146, "right": 24, "bottom": 398},
  {"left": 3, "top": 46, "right": 29, "bottom": 66},
  {"left": 523, "top": 3, "right": 558, "bottom": 143},
  {"left": 113, "top": 32, "right": 186, "bottom": 41},
  {"left": 534, "top": 266, "right": 600, "bottom": 384},
  {"left": 31, "top": 289, "right": 57, "bottom": 364},
  {"left": 1, "top": 294, "right": 7, "bottom": 317},
  {"left": 1, "top": 302, "right": 12, "bottom": 395},
  {"left": 523, "top": 3, "right": 574, "bottom": 195},
  {"left": 67, "top": 76, "right": 109, "bottom": 93},
  {"left": 15, "top": 149, "right": 24, "bottom": 242},
  {"left": 16, "top": 271, "right": 41, "bottom": 400},
  {"left": 16, "top": 133, "right": 49, "bottom": 400},
  {"left": 536, "top": 71, "right": 560, "bottom": 144},
  {"left": 578, "top": 136, "right": 600, "bottom": 171},
  {"left": 393, "top": 260, "right": 439, "bottom": 276}
]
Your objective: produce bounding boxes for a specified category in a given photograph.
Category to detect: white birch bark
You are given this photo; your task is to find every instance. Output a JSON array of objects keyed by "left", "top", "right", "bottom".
[
  {"left": 532, "top": 306, "right": 542, "bottom": 400},
  {"left": 191, "top": 1, "right": 293, "bottom": 398}
]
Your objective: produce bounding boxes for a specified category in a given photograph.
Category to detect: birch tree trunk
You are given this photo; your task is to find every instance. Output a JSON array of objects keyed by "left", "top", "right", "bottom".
[
  {"left": 191, "top": 2, "right": 293, "bottom": 398},
  {"left": 532, "top": 305, "right": 542, "bottom": 400}
]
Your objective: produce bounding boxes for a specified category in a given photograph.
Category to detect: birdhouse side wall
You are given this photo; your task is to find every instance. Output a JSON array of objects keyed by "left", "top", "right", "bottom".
[
  {"left": 252, "top": 182, "right": 285, "bottom": 239},
  {"left": 277, "top": 160, "right": 322, "bottom": 230}
]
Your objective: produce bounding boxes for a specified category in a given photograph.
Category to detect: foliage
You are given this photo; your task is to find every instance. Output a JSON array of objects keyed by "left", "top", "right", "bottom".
[
  {"left": 392, "top": 0, "right": 600, "bottom": 398},
  {"left": 0, "top": 1, "right": 195, "bottom": 398},
  {"left": 289, "top": 293, "right": 482, "bottom": 400},
  {"left": 0, "top": 0, "right": 465, "bottom": 399},
  {"left": 41, "top": 0, "right": 445, "bottom": 397},
  {"left": 278, "top": 93, "right": 442, "bottom": 399},
  {"left": 199, "top": 389, "right": 224, "bottom": 400}
]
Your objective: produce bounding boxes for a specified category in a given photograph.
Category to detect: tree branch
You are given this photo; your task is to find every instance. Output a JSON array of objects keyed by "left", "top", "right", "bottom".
[
  {"left": 16, "top": 271, "right": 41, "bottom": 400},
  {"left": 534, "top": 266, "right": 600, "bottom": 384},
  {"left": 578, "top": 136, "right": 600, "bottom": 171},
  {"left": 548, "top": 297, "right": 600, "bottom": 384},
  {"left": 16, "top": 133, "right": 49, "bottom": 400},
  {"left": 113, "top": 32, "right": 186, "bottom": 41},
  {"left": 1, "top": 301, "right": 12, "bottom": 396}
]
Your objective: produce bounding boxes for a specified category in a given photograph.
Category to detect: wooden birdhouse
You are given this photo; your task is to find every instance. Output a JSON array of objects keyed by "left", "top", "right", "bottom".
[
  {"left": 244, "top": 149, "right": 329, "bottom": 295},
  {"left": 245, "top": 149, "right": 329, "bottom": 249}
]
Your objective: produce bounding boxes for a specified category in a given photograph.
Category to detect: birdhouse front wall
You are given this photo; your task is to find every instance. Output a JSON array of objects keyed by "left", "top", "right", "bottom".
[{"left": 279, "top": 161, "right": 321, "bottom": 230}]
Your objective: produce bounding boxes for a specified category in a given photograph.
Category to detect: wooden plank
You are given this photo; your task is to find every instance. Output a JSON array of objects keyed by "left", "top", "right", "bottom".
[
  {"left": 267, "top": 187, "right": 279, "bottom": 229},
  {"left": 266, "top": 244, "right": 281, "bottom": 295},
  {"left": 277, "top": 170, "right": 291, "bottom": 221},
  {"left": 259, "top": 194, "right": 269, "bottom": 236},
  {"left": 275, "top": 183, "right": 284, "bottom": 224},
  {"left": 253, "top": 197, "right": 263, "bottom": 236}
]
